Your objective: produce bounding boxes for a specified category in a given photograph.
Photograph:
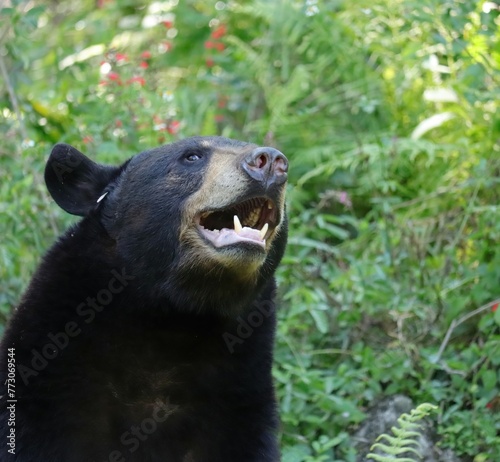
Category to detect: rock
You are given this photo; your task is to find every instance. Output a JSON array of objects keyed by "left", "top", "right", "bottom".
[{"left": 352, "top": 395, "right": 463, "bottom": 462}]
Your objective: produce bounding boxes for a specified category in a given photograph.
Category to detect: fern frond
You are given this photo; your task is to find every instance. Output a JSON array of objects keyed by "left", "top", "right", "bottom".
[
  {"left": 371, "top": 442, "right": 422, "bottom": 457},
  {"left": 376, "top": 434, "right": 420, "bottom": 446},
  {"left": 390, "top": 426, "right": 421, "bottom": 439},
  {"left": 368, "top": 454, "right": 418, "bottom": 462},
  {"left": 366, "top": 402, "right": 438, "bottom": 462}
]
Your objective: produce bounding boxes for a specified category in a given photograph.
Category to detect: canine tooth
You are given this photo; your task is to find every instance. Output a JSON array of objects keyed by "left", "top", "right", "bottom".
[
  {"left": 234, "top": 215, "right": 243, "bottom": 233},
  {"left": 268, "top": 202, "right": 273, "bottom": 209},
  {"left": 260, "top": 223, "right": 269, "bottom": 239}
]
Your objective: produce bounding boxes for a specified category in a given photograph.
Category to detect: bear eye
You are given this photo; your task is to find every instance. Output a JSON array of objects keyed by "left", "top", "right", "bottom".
[{"left": 185, "top": 152, "right": 202, "bottom": 162}]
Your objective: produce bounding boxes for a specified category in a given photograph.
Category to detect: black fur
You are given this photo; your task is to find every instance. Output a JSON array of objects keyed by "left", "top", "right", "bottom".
[{"left": 0, "top": 137, "right": 288, "bottom": 462}]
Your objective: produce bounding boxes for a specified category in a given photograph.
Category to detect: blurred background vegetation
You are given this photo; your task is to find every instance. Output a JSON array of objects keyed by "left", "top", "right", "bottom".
[{"left": 0, "top": 0, "right": 499, "bottom": 460}]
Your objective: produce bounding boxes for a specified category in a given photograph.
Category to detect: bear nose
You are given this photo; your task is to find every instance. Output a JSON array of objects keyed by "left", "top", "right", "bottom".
[{"left": 241, "top": 147, "right": 288, "bottom": 187}]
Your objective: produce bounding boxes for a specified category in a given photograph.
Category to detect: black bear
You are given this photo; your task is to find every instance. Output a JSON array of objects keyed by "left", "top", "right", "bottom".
[{"left": 0, "top": 136, "right": 288, "bottom": 462}]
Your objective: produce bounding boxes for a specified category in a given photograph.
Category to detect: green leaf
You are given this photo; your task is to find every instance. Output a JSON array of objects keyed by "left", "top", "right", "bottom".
[
  {"left": 310, "top": 309, "right": 329, "bottom": 334},
  {"left": 282, "top": 444, "right": 312, "bottom": 462},
  {"left": 481, "top": 370, "right": 497, "bottom": 391}
]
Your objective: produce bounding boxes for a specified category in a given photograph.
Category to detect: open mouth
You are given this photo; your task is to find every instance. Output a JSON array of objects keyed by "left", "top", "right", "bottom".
[{"left": 197, "top": 197, "right": 279, "bottom": 249}]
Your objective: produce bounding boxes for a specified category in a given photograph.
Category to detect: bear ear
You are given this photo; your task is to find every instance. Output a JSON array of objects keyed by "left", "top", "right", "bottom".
[{"left": 44, "top": 143, "right": 120, "bottom": 216}]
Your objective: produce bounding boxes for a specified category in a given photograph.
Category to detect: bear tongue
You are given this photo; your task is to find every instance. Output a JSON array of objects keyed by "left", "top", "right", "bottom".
[
  {"left": 201, "top": 226, "right": 265, "bottom": 249},
  {"left": 234, "top": 226, "right": 264, "bottom": 241}
]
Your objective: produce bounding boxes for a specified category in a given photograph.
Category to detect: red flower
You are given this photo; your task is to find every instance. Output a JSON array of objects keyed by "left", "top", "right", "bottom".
[
  {"left": 205, "top": 40, "right": 224, "bottom": 52},
  {"left": 215, "top": 114, "right": 224, "bottom": 122},
  {"left": 492, "top": 303, "right": 499, "bottom": 312},
  {"left": 108, "top": 72, "right": 121, "bottom": 83},
  {"left": 127, "top": 76, "right": 146, "bottom": 86},
  {"left": 162, "top": 20, "right": 173, "bottom": 28},
  {"left": 205, "top": 58, "right": 214, "bottom": 67},
  {"left": 167, "top": 120, "right": 181, "bottom": 135},
  {"left": 141, "top": 51, "right": 152, "bottom": 59},
  {"left": 139, "top": 61, "right": 149, "bottom": 69},
  {"left": 83, "top": 136, "right": 93, "bottom": 144},
  {"left": 115, "top": 53, "right": 128, "bottom": 62},
  {"left": 115, "top": 120, "right": 123, "bottom": 127},
  {"left": 211, "top": 25, "right": 227, "bottom": 39},
  {"left": 97, "top": 0, "right": 111, "bottom": 8},
  {"left": 217, "top": 96, "right": 227, "bottom": 109}
]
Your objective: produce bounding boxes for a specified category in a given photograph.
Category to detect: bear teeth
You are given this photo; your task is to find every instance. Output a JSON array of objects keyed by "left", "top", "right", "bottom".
[
  {"left": 233, "top": 215, "right": 243, "bottom": 233},
  {"left": 234, "top": 213, "right": 268, "bottom": 239},
  {"left": 198, "top": 198, "right": 276, "bottom": 241},
  {"left": 260, "top": 223, "right": 269, "bottom": 239}
]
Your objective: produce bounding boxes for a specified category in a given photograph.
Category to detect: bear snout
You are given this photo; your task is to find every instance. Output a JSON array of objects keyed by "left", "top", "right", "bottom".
[{"left": 241, "top": 147, "right": 288, "bottom": 189}]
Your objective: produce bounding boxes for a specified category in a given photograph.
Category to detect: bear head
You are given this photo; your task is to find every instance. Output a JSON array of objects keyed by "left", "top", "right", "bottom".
[{"left": 44, "top": 136, "right": 288, "bottom": 316}]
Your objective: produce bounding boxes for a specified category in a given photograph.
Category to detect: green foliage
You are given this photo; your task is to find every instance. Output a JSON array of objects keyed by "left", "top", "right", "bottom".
[
  {"left": 367, "top": 403, "right": 438, "bottom": 462},
  {"left": 1, "top": 0, "right": 499, "bottom": 459}
]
